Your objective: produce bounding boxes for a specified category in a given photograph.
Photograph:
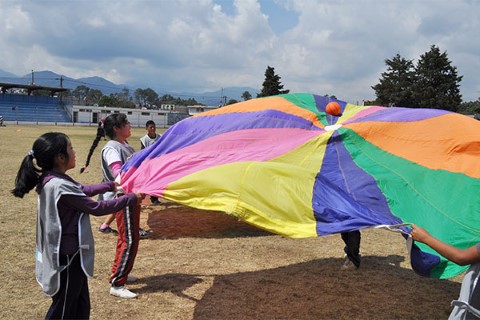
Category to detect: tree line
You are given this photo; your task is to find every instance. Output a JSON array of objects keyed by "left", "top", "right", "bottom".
[
  {"left": 371, "top": 45, "right": 479, "bottom": 114},
  {"left": 69, "top": 86, "right": 200, "bottom": 109},
  {"left": 66, "top": 65, "right": 292, "bottom": 108},
  {"left": 256, "top": 46, "right": 478, "bottom": 115},
  {"left": 372, "top": 45, "right": 464, "bottom": 112}
]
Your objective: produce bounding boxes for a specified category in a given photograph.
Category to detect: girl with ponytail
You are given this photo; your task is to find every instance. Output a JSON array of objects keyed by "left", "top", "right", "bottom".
[{"left": 12, "top": 132, "right": 144, "bottom": 318}]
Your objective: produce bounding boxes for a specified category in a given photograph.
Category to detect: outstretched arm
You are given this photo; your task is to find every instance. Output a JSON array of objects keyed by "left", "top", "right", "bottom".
[
  {"left": 60, "top": 192, "right": 144, "bottom": 216},
  {"left": 411, "top": 225, "right": 480, "bottom": 266}
]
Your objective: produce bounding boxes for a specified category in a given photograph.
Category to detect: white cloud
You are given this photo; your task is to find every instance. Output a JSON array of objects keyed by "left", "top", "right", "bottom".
[{"left": 0, "top": 0, "right": 478, "bottom": 102}]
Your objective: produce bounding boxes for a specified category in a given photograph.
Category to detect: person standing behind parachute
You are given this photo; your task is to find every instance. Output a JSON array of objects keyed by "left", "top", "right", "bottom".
[
  {"left": 140, "top": 120, "right": 161, "bottom": 204},
  {"left": 80, "top": 118, "right": 106, "bottom": 174},
  {"left": 81, "top": 117, "right": 120, "bottom": 235}
]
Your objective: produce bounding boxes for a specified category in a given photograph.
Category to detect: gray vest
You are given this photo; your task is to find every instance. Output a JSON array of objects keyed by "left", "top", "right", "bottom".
[
  {"left": 449, "top": 262, "right": 480, "bottom": 319},
  {"left": 140, "top": 133, "right": 160, "bottom": 149},
  {"left": 100, "top": 140, "right": 135, "bottom": 200},
  {"left": 36, "top": 178, "right": 95, "bottom": 296}
]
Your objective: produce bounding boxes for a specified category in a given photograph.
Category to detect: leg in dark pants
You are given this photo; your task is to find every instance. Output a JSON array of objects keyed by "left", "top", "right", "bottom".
[
  {"left": 341, "top": 231, "right": 361, "bottom": 268},
  {"left": 45, "top": 254, "right": 90, "bottom": 320}
]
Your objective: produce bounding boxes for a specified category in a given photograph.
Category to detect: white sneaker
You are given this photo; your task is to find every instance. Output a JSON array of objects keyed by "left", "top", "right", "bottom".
[
  {"left": 127, "top": 274, "right": 138, "bottom": 283},
  {"left": 110, "top": 286, "right": 138, "bottom": 299}
]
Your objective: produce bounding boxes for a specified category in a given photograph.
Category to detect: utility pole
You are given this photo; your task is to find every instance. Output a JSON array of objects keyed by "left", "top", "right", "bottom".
[
  {"left": 220, "top": 88, "right": 227, "bottom": 106},
  {"left": 31, "top": 70, "right": 35, "bottom": 85},
  {"left": 55, "top": 76, "right": 65, "bottom": 100},
  {"left": 56, "top": 76, "right": 64, "bottom": 88}
]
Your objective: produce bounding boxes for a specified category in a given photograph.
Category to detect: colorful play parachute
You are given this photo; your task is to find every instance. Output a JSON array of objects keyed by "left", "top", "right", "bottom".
[{"left": 120, "top": 93, "right": 480, "bottom": 279}]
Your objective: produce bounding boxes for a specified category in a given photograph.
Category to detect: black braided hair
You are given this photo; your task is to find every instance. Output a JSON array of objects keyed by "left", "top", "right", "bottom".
[{"left": 80, "top": 120, "right": 105, "bottom": 173}]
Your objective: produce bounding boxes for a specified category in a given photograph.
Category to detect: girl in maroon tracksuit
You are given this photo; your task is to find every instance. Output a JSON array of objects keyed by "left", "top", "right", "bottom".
[{"left": 99, "top": 113, "right": 143, "bottom": 298}]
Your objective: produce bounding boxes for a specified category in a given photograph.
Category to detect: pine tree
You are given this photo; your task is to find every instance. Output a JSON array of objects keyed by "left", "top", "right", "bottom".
[
  {"left": 257, "top": 66, "right": 289, "bottom": 98},
  {"left": 241, "top": 91, "right": 252, "bottom": 101},
  {"left": 413, "top": 45, "right": 462, "bottom": 111},
  {"left": 372, "top": 54, "right": 416, "bottom": 107}
]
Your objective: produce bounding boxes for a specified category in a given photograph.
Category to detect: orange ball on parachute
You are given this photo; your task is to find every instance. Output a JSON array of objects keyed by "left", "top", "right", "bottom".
[{"left": 326, "top": 102, "right": 341, "bottom": 116}]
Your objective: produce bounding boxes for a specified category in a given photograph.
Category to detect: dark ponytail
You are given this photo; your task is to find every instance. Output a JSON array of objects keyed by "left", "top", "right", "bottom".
[
  {"left": 12, "top": 132, "right": 69, "bottom": 198},
  {"left": 11, "top": 153, "right": 40, "bottom": 198}
]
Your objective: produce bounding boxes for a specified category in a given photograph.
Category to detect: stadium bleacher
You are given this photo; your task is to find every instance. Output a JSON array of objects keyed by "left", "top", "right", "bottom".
[{"left": 0, "top": 93, "right": 71, "bottom": 123}]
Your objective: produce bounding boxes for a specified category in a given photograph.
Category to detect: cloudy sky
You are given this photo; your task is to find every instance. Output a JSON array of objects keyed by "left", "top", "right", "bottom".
[{"left": 0, "top": 0, "right": 479, "bottom": 103}]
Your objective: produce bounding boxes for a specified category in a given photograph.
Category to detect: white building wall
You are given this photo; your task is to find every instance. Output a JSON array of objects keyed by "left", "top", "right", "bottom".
[
  {"left": 69, "top": 104, "right": 219, "bottom": 127},
  {"left": 71, "top": 105, "right": 176, "bottom": 128},
  {"left": 186, "top": 105, "right": 219, "bottom": 115}
]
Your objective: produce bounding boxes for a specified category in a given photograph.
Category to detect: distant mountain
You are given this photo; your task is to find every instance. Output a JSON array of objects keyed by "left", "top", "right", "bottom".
[
  {"left": 0, "top": 69, "right": 18, "bottom": 79},
  {"left": 75, "top": 76, "right": 127, "bottom": 95},
  {"left": 9, "top": 70, "right": 124, "bottom": 96},
  {"left": 0, "top": 70, "right": 117, "bottom": 93},
  {"left": 0, "top": 69, "right": 259, "bottom": 105}
]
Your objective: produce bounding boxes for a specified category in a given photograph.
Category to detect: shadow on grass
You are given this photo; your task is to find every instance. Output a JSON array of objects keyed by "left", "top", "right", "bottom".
[
  {"left": 145, "top": 205, "right": 273, "bottom": 239},
  {"left": 134, "top": 255, "right": 459, "bottom": 320}
]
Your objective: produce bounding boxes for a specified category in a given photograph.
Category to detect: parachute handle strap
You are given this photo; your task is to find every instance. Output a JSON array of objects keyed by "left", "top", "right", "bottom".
[{"left": 374, "top": 223, "right": 412, "bottom": 235}]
